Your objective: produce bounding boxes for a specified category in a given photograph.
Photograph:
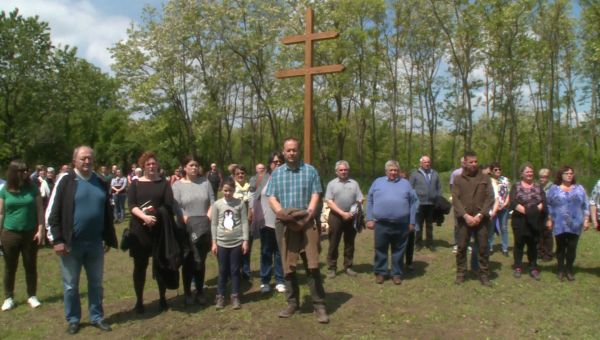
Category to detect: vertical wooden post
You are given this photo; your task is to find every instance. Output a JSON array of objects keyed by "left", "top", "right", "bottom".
[{"left": 275, "top": 8, "right": 344, "bottom": 164}]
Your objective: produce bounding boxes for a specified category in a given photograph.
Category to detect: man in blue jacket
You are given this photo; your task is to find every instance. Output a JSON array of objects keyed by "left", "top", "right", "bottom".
[{"left": 47, "top": 146, "right": 118, "bottom": 334}]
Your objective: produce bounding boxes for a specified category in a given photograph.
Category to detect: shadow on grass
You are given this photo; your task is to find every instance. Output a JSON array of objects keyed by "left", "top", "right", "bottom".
[
  {"left": 296, "top": 291, "right": 352, "bottom": 315},
  {"left": 537, "top": 261, "right": 600, "bottom": 277},
  {"left": 350, "top": 263, "right": 373, "bottom": 275},
  {"left": 404, "top": 260, "right": 429, "bottom": 279},
  {"left": 572, "top": 266, "right": 600, "bottom": 277},
  {"left": 432, "top": 238, "right": 454, "bottom": 249},
  {"left": 104, "top": 294, "right": 215, "bottom": 325},
  {"left": 41, "top": 292, "right": 81, "bottom": 304}
]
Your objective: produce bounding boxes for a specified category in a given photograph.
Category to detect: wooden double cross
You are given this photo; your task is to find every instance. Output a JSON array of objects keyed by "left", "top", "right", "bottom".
[{"left": 275, "top": 8, "right": 344, "bottom": 164}]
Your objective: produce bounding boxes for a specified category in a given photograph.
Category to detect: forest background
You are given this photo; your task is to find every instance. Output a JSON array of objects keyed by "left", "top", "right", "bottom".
[{"left": 1, "top": 0, "right": 600, "bottom": 183}]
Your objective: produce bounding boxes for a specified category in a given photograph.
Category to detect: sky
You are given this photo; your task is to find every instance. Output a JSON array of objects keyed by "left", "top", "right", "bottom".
[{"left": 1, "top": 0, "right": 165, "bottom": 73}]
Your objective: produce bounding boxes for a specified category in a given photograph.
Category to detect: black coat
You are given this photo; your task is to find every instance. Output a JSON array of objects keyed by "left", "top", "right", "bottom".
[
  {"left": 47, "top": 170, "right": 118, "bottom": 248},
  {"left": 433, "top": 195, "right": 452, "bottom": 226}
]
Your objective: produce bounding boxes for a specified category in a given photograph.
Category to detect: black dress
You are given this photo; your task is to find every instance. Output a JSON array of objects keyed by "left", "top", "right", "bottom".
[{"left": 128, "top": 178, "right": 174, "bottom": 258}]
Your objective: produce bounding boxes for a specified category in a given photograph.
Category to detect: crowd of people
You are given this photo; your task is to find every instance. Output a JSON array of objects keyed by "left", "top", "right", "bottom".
[{"left": 0, "top": 142, "right": 598, "bottom": 334}]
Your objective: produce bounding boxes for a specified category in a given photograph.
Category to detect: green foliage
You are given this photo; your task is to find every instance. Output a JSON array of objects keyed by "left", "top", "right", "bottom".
[{"left": 0, "top": 9, "right": 126, "bottom": 169}]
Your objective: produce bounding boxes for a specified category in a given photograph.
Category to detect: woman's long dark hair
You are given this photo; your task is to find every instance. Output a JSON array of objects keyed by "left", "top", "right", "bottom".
[
  {"left": 554, "top": 165, "right": 576, "bottom": 185},
  {"left": 6, "top": 160, "right": 30, "bottom": 191}
]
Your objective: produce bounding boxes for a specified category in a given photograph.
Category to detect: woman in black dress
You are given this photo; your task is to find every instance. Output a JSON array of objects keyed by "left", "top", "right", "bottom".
[{"left": 128, "top": 151, "right": 177, "bottom": 313}]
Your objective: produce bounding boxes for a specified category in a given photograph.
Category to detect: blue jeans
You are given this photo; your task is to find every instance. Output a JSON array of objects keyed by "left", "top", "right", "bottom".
[
  {"left": 470, "top": 238, "right": 480, "bottom": 271},
  {"left": 373, "top": 221, "right": 410, "bottom": 277},
  {"left": 488, "top": 209, "right": 509, "bottom": 252},
  {"left": 259, "top": 227, "right": 284, "bottom": 285},
  {"left": 113, "top": 193, "right": 126, "bottom": 221},
  {"left": 241, "top": 238, "right": 254, "bottom": 277},
  {"left": 217, "top": 245, "right": 242, "bottom": 296},
  {"left": 59, "top": 239, "right": 105, "bottom": 324}
]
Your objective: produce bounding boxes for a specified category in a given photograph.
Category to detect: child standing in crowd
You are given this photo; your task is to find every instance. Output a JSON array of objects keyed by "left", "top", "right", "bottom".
[{"left": 211, "top": 178, "right": 248, "bottom": 310}]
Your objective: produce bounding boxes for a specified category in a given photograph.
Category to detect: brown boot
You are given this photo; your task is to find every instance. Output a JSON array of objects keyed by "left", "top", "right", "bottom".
[
  {"left": 231, "top": 294, "right": 241, "bottom": 309},
  {"left": 314, "top": 307, "right": 329, "bottom": 324},
  {"left": 215, "top": 295, "right": 225, "bottom": 309},
  {"left": 278, "top": 304, "right": 298, "bottom": 318}
]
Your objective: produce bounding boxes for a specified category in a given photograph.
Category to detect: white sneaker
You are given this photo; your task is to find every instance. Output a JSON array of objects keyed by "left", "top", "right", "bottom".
[
  {"left": 2, "top": 298, "right": 15, "bottom": 311},
  {"left": 452, "top": 245, "right": 458, "bottom": 254},
  {"left": 275, "top": 283, "right": 286, "bottom": 293},
  {"left": 27, "top": 296, "right": 41, "bottom": 308}
]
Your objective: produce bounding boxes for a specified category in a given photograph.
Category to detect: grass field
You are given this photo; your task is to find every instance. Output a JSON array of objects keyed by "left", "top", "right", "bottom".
[{"left": 1, "top": 217, "right": 599, "bottom": 339}]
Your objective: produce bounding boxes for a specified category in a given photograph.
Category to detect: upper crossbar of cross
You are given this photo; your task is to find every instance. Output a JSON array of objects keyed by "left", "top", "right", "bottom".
[{"left": 275, "top": 8, "right": 344, "bottom": 163}]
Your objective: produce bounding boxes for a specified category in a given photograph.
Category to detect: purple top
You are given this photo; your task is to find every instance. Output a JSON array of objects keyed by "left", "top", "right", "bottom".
[
  {"left": 449, "top": 168, "right": 463, "bottom": 186},
  {"left": 546, "top": 184, "right": 589, "bottom": 236}
]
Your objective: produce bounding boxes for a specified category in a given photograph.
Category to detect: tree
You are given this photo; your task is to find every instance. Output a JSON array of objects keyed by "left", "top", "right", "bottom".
[{"left": 0, "top": 9, "right": 52, "bottom": 164}]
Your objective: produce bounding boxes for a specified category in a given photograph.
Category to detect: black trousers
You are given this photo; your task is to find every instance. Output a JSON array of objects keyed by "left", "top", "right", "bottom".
[
  {"left": 513, "top": 231, "right": 538, "bottom": 269},
  {"left": 326, "top": 212, "right": 356, "bottom": 270},
  {"left": 415, "top": 204, "right": 435, "bottom": 246},
  {"left": 405, "top": 230, "right": 415, "bottom": 266},
  {"left": 182, "top": 233, "right": 211, "bottom": 295},
  {"left": 555, "top": 233, "right": 579, "bottom": 274}
]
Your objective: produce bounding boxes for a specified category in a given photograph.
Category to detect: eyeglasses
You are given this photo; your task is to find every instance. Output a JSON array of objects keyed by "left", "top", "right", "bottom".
[
  {"left": 493, "top": 168, "right": 501, "bottom": 172},
  {"left": 18, "top": 168, "right": 28, "bottom": 173},
  {"left": 271, "top": 160, "right": 282, "bottom": 165}
]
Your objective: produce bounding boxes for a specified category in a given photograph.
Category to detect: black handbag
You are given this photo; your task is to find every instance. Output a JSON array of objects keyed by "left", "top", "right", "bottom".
[{"left": 120, "top": 228, "right": 131, "bottom": 251}]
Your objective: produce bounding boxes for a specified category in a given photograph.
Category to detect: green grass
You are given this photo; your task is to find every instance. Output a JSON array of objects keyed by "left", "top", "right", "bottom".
[{"left": 1, "top": 219, "right": 600, "bottom": 339}]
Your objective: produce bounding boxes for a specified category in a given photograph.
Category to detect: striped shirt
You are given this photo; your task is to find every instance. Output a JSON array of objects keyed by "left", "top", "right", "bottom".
[{"left": 265, "top": 161, "right": 322, "bottom": 209}]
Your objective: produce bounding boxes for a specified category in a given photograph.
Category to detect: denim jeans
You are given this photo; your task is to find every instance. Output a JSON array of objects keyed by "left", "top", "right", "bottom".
[
  {"left": 488, "top": 209, "right": 509, "bottom": 252},
  {"left": 59, "top": 239, "right": 105, "bottom": 324},
  {"left": 259, "top": 227, "right": 284, "bottom": 285},
  {"left": 241, "top": 237, "right": 254, "bottom": 277},
  {"left": 217, "top": 245, "right": 242, "bottom": 296},
  {"left": 373, "top": 221, "right": 410, "bottom": 277},
  {"left": 113, "top": 193, "right": 126, "bottom": 221}
]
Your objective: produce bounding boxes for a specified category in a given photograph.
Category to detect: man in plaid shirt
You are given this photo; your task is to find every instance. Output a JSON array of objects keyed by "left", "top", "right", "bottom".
[{"left": 266, "top": 137, "right": 328, "bottom": 324}]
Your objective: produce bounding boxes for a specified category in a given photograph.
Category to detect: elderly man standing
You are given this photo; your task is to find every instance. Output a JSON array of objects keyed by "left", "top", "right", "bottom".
[
  {"left": 266, "top": 137, "right": 328, "bottom": 324},
  {"left": 47, "top": 146, "right": 118, "bottom": 334},
  {"left": 325, "top": 160, "right": 363, "bottom": 279},
  {"left": 452, "top": 151, "right": 495, "bottom": 286},
  {"left": 409, "top": 155, "right": 441, "bottom": 252},
  {"left": 366, "top": 160, "right": 418, "bottom": 285}
]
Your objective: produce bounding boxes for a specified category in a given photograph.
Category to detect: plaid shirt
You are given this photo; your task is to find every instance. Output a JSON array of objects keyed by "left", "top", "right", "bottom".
[{"left": 265, "top": 161, "right": 322, "bottom": 209}]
